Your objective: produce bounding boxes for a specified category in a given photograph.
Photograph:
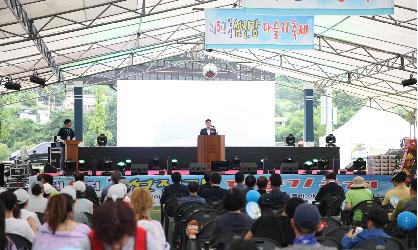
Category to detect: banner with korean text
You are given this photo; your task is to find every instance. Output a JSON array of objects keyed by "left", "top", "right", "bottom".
[
  {"left": 243, "top": 0, "right": 394, "bottom": 16},
  {"left": 205, "top": 9, "right": 314, "bottom": 50}
]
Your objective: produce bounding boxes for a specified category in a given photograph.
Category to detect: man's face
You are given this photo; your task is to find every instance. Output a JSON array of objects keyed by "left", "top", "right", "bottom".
[
  {"left": 65, "top": 122, "right": 72, "bottom": 128},
  {"left": 205, "top": 120, "right": 211, "bottom": 128}
]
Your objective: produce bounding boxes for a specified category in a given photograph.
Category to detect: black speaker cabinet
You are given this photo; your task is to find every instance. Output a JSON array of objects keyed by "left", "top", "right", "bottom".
[
  {"left": 189, "top": 163, "right": 207, "bottom": 175},
  {"left": 280, "top": 163, "right": 299, "bottom": 174},
  {"left": 0, "top": 163, "right": 4, "bottom": 187},
  {"left": 241, "top": 163, "right": 257, "bottom": 174},
  {"left": 131, "top": 164, "right": 149, "bottom": 175}
]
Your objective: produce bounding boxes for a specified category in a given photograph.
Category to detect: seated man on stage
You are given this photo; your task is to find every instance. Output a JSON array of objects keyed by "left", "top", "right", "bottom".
[{"left": 199, "top": 119, "right": 217, "bottom": 135}]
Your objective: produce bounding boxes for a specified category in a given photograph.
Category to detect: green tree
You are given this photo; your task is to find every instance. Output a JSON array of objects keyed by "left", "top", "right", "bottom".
[{"left": 0, "top": 143, "right": 10, "bottom": 161}]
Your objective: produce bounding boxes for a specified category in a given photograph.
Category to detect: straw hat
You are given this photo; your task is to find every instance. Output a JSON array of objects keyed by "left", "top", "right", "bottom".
[{"left": 351, "top": 176, "right": 366, "bottom": 188}]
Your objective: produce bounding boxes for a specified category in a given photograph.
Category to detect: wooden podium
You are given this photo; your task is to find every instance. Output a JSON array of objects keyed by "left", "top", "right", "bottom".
[
  {"left": 64, "top": 140, "right": 80, "bottom": 171},
  {"left": 197, "top": 135, "right": 225, "bottom": 170}
]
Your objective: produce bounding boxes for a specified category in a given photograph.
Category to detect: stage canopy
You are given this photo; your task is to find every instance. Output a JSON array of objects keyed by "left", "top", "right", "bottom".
[{"left": 0, "top": 0, "right": 416, "bottom": 113}]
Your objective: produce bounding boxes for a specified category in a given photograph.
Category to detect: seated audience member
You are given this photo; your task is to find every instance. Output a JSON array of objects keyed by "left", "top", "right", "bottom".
[
  {"left": 198, "top": 171, "right": 212, "bottom": 196},
  {"left": 235, "top": 172, "right": 246, "bottom": 191},
  {"left": 106, "top": 184, "right": 128, "bottom": 204},
  {"left": 160, "top": 172, "right": 189, "bottom": 204},
  {"left": 383, "top": 172, "right": 410, "bottom": 206},
  {"left": 33, "top": 194, "right": 90, "bottom": 250},
  {"left": 341, "top": 208, "right": 390, "bottom": 249},
  {"left": 256, "top": 176, "right": 268, "bottom": 195},
  {"left": 131, "top": 189, "right": 170, "bottom": 250},
  {"left": 37, "top": 173, "right": 54, "bottom": 186},
  {"left": 13, "top": 189, "right": 40, "bottom": 231},
  {"left": 0, "top": 201, "right": 17, "bottom": 250},
  {"left": 42, "top": 183, "right": 56, "bottom": 199},
  {"left": 179, "top": 181, "right": 206, "bottom": 205},
  {"left": 245, "top": 175, "right": 256, "bottom": 192},
  {"left": 74, "top": 173, "right": 99, "bottom": 203},
  {"left": 80, "top": 200, "right": 147, "bottom": 250},
  {"left": 315, "top": 173, "right": 345, "bottom": 216},
  {"left": 225, "top": 239, "right": 257, "bottom": 250},
  {"left": 212, "top": 188, "right": 253, "bottom": 236},
  {"left": 245, "top": 197, "right": 304, "bottom": 247},
  {"left": 100, "top": 171, "right": 122, "bottom": 203},
  {"left": 27, "top": 182, "right": 48, "bottom": 213},
  {"left": 0, "top": 191, "right": 34, "bottom": 242},
  {"left": 258, "top": 174, "right": 290, "bottom": 209},
  {"left": 200, "top": 172, "right": 227, "bottom": 201},
  {"left": 61, "top": 186, "right": 89, "bottom": 225},
  {"left": 391, "top": 178, "right": 417, "bottom": 221},
  {"left": 344, "top": 176, "right": 373, "bottom": 225},
  {"left": 73, "top": 181, "right": 94, "bottom": 215},
  {"left": 287, "top": 203, "right": 336, "bottom": 250}
]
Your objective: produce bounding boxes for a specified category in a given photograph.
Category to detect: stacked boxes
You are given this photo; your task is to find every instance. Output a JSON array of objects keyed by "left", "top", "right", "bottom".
[{"left": 367, "top": 154, "right": 400, "bottom": 175}]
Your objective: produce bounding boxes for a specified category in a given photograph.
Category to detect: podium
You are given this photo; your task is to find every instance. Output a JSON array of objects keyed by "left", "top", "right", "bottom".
[
  {"left": 64, "top": 140, "right": 80, "bottom": 171},
  {"left": 197, "top": 135, "right": 225, "bottom": 170}
]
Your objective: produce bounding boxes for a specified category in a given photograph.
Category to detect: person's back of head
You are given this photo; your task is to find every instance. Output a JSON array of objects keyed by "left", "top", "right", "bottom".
[
  {"left": 245, "top": 175, "right": 256, "bottom": 188},
  {"left": 256, "top": 176, "right": 267, "bottom": 189},
  {"left": 225, "top": 239, "right": 257, "bottom": 250},
  {"left": 284, "top": 197, "right": 305, "bottom": 218},
  {"left": 92, "top": 200, "right": 136, "bottom": 247},
  {"left": 291, "top": 203, "right": 320, "bottom": 235},
  {"left": 171, "top": 172, "right": 182, "bottom": 184},
  {"left": 111, "top": 171, "right": 122, "bottom": 184},
  {"left": 392, "top": 172, "right": 407, "bottom": 185},
  {"left": 210, "top": 172, "right": 222, "bottom": 185},
  {"left": 188, "top": 181, "right": 200, "bottom": 194},
  {"left": 74, "top": 172, "right": 85, "bottom": 182},
  {"left": 411, "top": 178, "right": 417, "bottom": 196},
  {"left": 131, "top": 189, "right": 153, "bottom": 220},
  {"left": 0, "top": 191, "right": 17, "bottom": 212},
  {"left": 31, "top": 183, "right": 43, "bottom": 197},
  {"left": 203, "top": 171, "right": 211, "bottom": 184},
  {"left": 235, "top": 172, "right": 244, "bottom": 184},
  {"left": 223, "top": 188, "right": 245, "bottom": 212},
  {"left": 325, "top": 172, "right": 337, "bottom": 182},
  {"left": 41, "top": 174, "right": 54, "bottom": 185},
  {"left": 367, "top": 208, "right": 388, "bottom": 229},
  {"left": 269, "top": 173, "right": 282, "bottom": 188},
  {"left": 45, "top": 194, "right": 73, "bottom": 233}
]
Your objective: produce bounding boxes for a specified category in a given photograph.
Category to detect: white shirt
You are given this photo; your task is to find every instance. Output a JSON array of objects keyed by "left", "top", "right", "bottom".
[
  {"left": 74, "top": 198, "right": 93, "bottom": 214},
  {"left": 27, "top": 196, "right": 48, "bottom": 213},
  {"left": 20, "top": 209, "right": 41, "bottom": 228},
  {"left": 137, "top": 220, "right": 170, "bottom": 250},
  {"left": 5, "top": 217, "right": 35, "bottom": 242}
]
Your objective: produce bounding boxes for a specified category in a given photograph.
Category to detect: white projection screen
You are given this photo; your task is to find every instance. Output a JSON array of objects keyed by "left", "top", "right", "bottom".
[{"left": 117, "top": 80, "right": 275, "bottom": 146}]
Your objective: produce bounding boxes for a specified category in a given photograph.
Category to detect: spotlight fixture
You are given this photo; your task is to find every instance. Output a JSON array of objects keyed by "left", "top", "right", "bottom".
[
  {"left": 97, "top": 134, "right": 107, "bottom": 146},
  {"left": 286, "top": 134, "right": 296, "bottom": 147},
  {"left": 125, "top": 159, "right": 132, "bottom": 166},
  {"left": 402, "top": 75, "right": 417, "bottom": 87},
  {"left": 284, "top": 156, "right": 295, "bottom": 163},
  {"left": 303, "top": 161, "right": 314, "bottom": 174},
  {"left": 326, "top": 134, "right": 336, "bottom": 147},
  {"left": 171, "top": 158, "right": 178, "bottom": 168},
  {"left": 232, "top": 156, "right": 240, "bottom": 169},
  {"left": 352, "top": 158, "right": 366, "bottom": 175},
  {"left": 63, "top": 160, "right": 76, "bottom": 176},
  {"left": 78, "top": 159, "right": 87, "bottom": 171},
  {"left": 3, "top": 77, "right": 21, "bottom": 91},
  {"left": 29, "top": 72, "right": 46, "bottom": 87},
  {"left": 317, "top": 159, "right": 329, "bottom": 175}
]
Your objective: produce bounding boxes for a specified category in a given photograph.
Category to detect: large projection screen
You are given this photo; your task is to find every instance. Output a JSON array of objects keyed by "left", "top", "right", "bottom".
[{"left": 117, "top": 80, "right": 275, "bottom": 146}]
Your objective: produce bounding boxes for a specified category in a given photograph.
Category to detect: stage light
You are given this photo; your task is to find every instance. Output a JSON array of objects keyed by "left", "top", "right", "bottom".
[
  {"left": 171, "top": 158, "right": 178, "bottom": 168},
  {"left": 317, "top": 159, "right": 329, "bottom": 175},
  {"left": 286, "top": 134, "right": 296, "bottom": 147},
  {"left": 232, "top": 156, "right": 240, "bottom": 169},
  {"left": 125, "top": 159, "right": 132, "bottom": 166},
  {"left": 101, "top": 158, "right": 114, "bottom": 171},
  {"left": 303, "top": 161, "right": 313, "bottom": 174},
  {"left": 312, "top": 159, "right": 318, "bottom": 168},
  {"left": 78, "top": 160, "right": 87, "bottom": 171},
  {"left": 4, "top": 77, "right": 21, "bottom": 91},
  {"left": 326, "top": 134, "right": 336, "bottom": 147},
  {"left": 402, "top": 75, "right": 417, "bottom": 87},
  {"left": 285, "top": 156, "right": 295, "bottom": 163},
  {"left": 352, "top": 158, "right": 366, "bottom": 175},
  {"left": 29, "top": 73, "right": 46, "bottom": 87},
  {"left": 97, "top": 134, "right": 107, "bottom": 146},
  {"left": 64, "top": 160, "right": 76, "bottom": 176}
]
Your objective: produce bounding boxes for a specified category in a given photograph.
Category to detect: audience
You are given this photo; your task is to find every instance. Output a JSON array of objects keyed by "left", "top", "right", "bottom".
[
  {"left": 179, "top": 181, "right": 206, "bottom": 205},
  {"left": 315, "top": 173, "right": 345, "bottom": 216},
  {"left": 212, "top": 188, "right": 253, "bottom": 236},
  {"left": 106, "top": 183, "right": 128, "bottom": 203},
  {"left": 258, "top": 174, "right": 290, "bottom": 209},
  {"left": 391, "top": 178, "right": 417, "bottom": 221},
  {"left": 256, "top": 176, "right": 268, "bottom": 195},
  {"left": 341, "top": 208, "right": 390, "bottom": 249},
  {"left": 73, "top": 181, "right": 94, "bottom": 215},
  {"left": 245, "top": 197, "right": 305, "bottom": 247},
  {"left": 198, "top": 171, "right": 212, "bottom": 196},
  {"left": 100, "top": 171, "right": 122, "bottom": 203},
  {"left": 74, "top": 172, "right": 99, "bottom": 203},
  {"left": 0, "top": 191, "right": 35, "bottom": 242},
  {"left": 200, "top": 172, "right": 227, "bottom": 201},
  {"left": 344, "top": 176, "right": 373, "bottom": 225},
  {"left": 37, "top": 173, "right": 54, "bottom": 186},
  {"left": 61, "top": 186, "right": 89, "bottom": 225},
  {"left": 13, "top": 189, "right": 40, "bottom": 231},
  {"left": 0, "top": 200, "right": 17, "bottom": 250},
  {"left": 160, "top": 172, "right": 189, "bottom": 204},
  {"left": 131, "top": 189, "right": 169, "bottom": 250},
  {"left": 33, "top": 193, "right": 90, "bottom": 249},
  {"left": 27, "top": 182, "right": 48, "bottom": 213},
  {"left": 244, "top": 175, "right": 256, "bottom": 192},
  {"left": 235, "top": 172, "right": 246, "bottom": 191},
  {"left": 42, "top": 183, "right": 56, "bottom": 199},
  {"left": 383, "top": 172, "right": 410, "bottom": 206},
  {"left": 80, "top": 200, "right": 146, "bottom": 250}
]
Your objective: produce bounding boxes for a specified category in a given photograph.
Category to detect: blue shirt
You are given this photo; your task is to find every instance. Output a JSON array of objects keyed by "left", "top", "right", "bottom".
[{"left": 341, "top": 228, "right": 390, "bottom": 249}]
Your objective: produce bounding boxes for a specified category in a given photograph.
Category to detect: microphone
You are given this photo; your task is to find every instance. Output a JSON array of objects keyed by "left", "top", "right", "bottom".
[{"left": 210, "top": 125, "right": 216, "bottom": 128}]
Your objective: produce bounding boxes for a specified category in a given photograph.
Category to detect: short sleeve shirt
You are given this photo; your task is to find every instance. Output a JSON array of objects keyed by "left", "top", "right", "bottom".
[{"left": 345, "top": 188, "right": 373, "bottom": 222}]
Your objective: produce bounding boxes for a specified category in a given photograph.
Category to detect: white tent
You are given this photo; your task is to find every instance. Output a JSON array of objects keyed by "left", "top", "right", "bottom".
[{"left": 320, "top": 107, "right": 413, "bottom": 168}]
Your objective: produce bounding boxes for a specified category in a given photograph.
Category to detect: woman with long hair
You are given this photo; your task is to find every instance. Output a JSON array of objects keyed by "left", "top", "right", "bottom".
[
  {"left": 131, "top": 189, "right": 169, "bottom": 250},
  {"left": 32, "top": 193, "right": 90, "bottom": 250},
  {"left": 0, "top": 201, "right": 17, "bottom": 250}
]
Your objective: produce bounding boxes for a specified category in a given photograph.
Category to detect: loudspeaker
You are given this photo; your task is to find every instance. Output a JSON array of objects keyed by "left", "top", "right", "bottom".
[
  {"left": 49, "top": 147, "right": 61, "bottom": 170},
  {"left": 280, "top": 163, "right": 299, "bottom": 174},
  {"left": 189, "top": 163, "right": 207, "bottom": 175},
  {"left": 131, "top": 164, "right": 149, "bottom": 175},
  {"left": 240, "top": 163, "right": 257, "bottom": 174},
  {"left": 211, "top": 161, "right": 228, "bottom": 172},
  {"left": 0, "top": 163, "right": 4, "bottom": 187}
]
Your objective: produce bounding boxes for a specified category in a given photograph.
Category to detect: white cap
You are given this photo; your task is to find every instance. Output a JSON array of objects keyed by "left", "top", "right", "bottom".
[
  {"left": 107, "top": 184, "right": 126, "bottom": 202},
  {"left": 61, "top": 186, "right": 76, "bottom": 200},
  {"left": 73, "top": 181, "right": 86, "bottom": 193},
  {"left": 14, "top": 189, "right": 30, "bottom": 204},
  {"left": 43, "top": 183, "right": 54, "bottom": 195}
]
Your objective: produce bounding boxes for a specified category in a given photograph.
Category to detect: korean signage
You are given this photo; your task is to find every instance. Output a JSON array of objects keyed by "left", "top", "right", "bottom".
[
  {"left": 243, "top": 0, "right": 394, "bottom": 15},
  {"left": 205, "top": 9, "right": 314, "bottom": 50}
]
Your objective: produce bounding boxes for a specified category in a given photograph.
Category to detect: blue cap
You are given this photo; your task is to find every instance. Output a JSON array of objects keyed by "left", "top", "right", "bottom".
[{"left": 294, "top": 203, "right": 320, "bottom": 230}]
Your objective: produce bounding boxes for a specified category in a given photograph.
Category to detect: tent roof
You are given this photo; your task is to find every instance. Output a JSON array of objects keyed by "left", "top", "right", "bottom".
[{"left": 0, "top": 0, "right": 416, "bottom": 112}]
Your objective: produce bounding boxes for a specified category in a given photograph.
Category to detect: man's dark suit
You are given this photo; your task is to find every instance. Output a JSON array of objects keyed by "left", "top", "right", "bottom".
[
  {"left": 160, "top": 183, "right": 189, "bottom": 204},
  {"left": 200, "top": 128, "right": 217, "bottom": 135},
  {"left": 199, "top": 185, "right": 226, "bottom": 201}
]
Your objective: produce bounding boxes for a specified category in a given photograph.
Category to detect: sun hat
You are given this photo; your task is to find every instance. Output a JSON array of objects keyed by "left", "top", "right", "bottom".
[
  {"left": 14, "top": 189, "right": 30, "bottom": 204},
  {"left": 73, "top": 181, "right": 86, "bottom": 193},
  {"left": 107, "top": 184, "right": 126, "bottom": 202},
  {"left": 351, "top": 176, "right": 366, "bottom": 188}
]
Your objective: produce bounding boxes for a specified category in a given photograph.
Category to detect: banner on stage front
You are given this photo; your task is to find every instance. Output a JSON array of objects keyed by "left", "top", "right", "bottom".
[
  {"left": 205, "top": 9, "right": 314, "bottom": 50},
  {"left": 243, "top": 0, "right": 394, "bottom": 15}
]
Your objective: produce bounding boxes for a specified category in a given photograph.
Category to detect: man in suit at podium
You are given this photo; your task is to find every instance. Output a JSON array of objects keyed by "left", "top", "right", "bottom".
[{"left": 200, "top": 119, "right": 217, "bottom": 135}]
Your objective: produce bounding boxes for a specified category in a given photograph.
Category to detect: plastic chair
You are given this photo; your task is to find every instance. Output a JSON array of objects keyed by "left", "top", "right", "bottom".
[
  {"left": 210, "top": 228, "right": 249, "bottom": 250},
  {"left": 196, "top": 220, "right": 216, "bottom": 250},
  {"left": 317, "top": 236, "right": 342, "bottom": 250},
  {"left": 321, "top": 217, "right": 343, "bottom": 235},
  {"left": 211, "top": 200, "right": 226, "bottom": 213},
  {"left": 163, "top": 197, "right": 180, "bottom": 245},
  {"left": 352, "top": 237, "right": 404, "bottom": 250},
  {"left": 35, "top": 212, "right": 44, "bottom": 224},
  {"left": 324, "top": 227, "right": 346, "bottom": 242},
  {"left": 250, "top": 237, "right": 281, "bottom": 250},
  {"left": 6, "top": 233, "right": 32, "bottom": 250}
]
